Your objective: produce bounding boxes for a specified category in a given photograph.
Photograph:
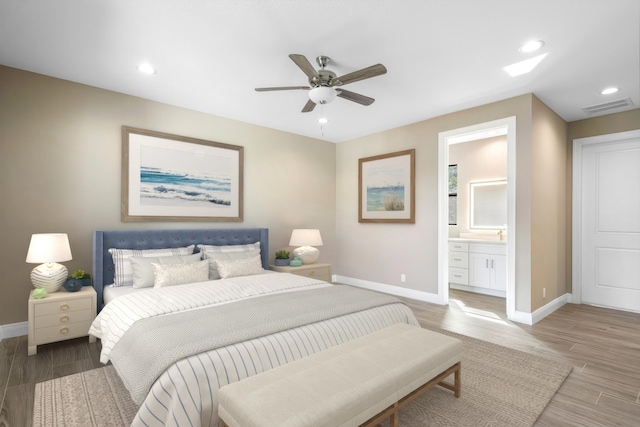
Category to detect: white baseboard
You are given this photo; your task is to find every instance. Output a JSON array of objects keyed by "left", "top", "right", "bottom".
[
  {"left": 334, "top": 275, "right": 442, "bottom": 305},
  {"left": 510, "top": 293, "right": 570, "bottom": 325},
  {"left": 334, "top": 276, "right": 569, "bottom": 325},
  {"left": 0, "top": 321, "right": 28, "bottom": 340}
]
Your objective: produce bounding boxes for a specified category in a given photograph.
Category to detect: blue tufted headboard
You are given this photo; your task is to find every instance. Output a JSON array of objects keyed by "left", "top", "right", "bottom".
[{"left": 93, "top": 228, "right": 269, "bottom": 311}]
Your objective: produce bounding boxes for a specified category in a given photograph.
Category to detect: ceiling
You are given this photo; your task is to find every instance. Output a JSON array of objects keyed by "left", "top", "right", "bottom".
[{"left": 1, "top": 0, "right": 638, "bottom": 143}]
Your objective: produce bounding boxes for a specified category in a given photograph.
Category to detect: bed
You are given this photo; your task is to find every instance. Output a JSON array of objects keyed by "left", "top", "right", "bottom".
[{"left": 90, "top": 228, "right": 420, "bottom": 427}]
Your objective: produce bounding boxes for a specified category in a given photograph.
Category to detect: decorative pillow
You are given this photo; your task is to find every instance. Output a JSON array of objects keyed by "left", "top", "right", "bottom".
[
  {"left": 130, "top": 253, "right": 203, "bottom": 288},
  {"left": 196, "top": 242, "right": 260, "bottom": 254},
  {"left": 200, "top": 248, "right": 261, "bottom": 280},
  {"left": 152, "top": 260, "right": 209, "bottom": 288},
  {"left": 108, "top": 245, "right": 195, "bottom": 287},
  {"left": 213, "top": 255, "right": 264, "bottom": 279}
]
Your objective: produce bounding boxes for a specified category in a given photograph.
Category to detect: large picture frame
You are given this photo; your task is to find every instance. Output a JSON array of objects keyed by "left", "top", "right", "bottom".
[
  {"left": 121, "top": 126, "right": 243, "bottom": 222},
  {"left": 358, "top": 149, "right": 415, "bottom": 223}
]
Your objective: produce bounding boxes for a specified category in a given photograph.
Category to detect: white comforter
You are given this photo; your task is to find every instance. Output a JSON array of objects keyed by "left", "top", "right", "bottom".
[{"left": 90, "top": 273, "right": 420, "bottom": 427}]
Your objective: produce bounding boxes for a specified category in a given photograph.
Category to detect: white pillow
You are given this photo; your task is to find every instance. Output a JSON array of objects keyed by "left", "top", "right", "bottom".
[
  {"left": 201, "top": 248, "right": 261, "bottom": 280},
  {"left": 130, "top": 253, "right": 202, "bottom": 288},
  {"left": 108, "top": 245, "right": 195, "bottom": 287},
  {"left": 197, "top": 242, "right": 260, "bottom": 254},
  {"left": 152, "top": 259, "right": 209, "bottom": 288},
  {"left": 213, "top": 255, "right": 264, "bottom": 279}
]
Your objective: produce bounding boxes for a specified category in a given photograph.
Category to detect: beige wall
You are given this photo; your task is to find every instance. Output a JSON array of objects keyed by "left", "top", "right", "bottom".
[
  {"left": 448, "top": 136, "right": 507, "bottom": 237},
  {"left": 564, "top": 108, "right": 640, "bottom": 297},
  {"left": 336, "top": 94, "right": 535, "bottom": 312},
  {"left": 530, "top": 96, "right": 568, "bottom": 311},
  {"left": 0, "top": 66, "right": 336, "bottom": 326}
]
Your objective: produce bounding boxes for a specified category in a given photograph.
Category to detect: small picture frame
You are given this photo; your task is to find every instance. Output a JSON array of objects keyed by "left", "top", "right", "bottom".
[{"left": 358, "top": 149, "right": 415, "bottom": 223}]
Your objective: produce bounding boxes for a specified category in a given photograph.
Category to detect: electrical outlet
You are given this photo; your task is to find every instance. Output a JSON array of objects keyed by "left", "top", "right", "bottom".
[
  {"left": 401, "top": 274, "right": 406, "bottom": 283},
  {"left": 543, "top": 288, "right": 546, "bottom": 299}
]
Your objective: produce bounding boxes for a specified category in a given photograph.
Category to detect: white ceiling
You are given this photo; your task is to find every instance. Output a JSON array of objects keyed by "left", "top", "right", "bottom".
[{"left": 1, "top": 0, "right": 638, "bottom": 143}]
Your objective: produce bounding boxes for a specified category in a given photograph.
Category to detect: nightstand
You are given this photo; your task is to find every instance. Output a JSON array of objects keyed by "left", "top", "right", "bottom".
[
  {"left": 28, "top": 286, "right": 97, "bottom": 356},
  {"left": 270, "top": 263, "right": 332, "bottom": 283}
]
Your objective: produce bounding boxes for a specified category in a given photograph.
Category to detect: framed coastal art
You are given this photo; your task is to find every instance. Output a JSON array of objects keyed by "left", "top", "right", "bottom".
[
  {"left": 121, "top": 126, "right": 243, "bottom": 222},
  {"left": 358, "top": 149, "right": 415, "bottom": 223}
]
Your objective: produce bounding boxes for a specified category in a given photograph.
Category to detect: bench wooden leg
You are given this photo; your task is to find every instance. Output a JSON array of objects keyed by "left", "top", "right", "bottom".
[
  {"left": 389, "top": 402, "right": 399, "bottom": 427},
  {"left": 360, "top": 361, "right": 462, "bottom": 427}
]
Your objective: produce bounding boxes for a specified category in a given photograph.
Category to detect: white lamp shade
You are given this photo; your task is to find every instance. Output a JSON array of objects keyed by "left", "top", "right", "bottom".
[
  {"left": 26, "top": 233, "right": 72, "bottom": 263},
  {"left": 289, "top": 229, "right": 323, "bottom": 247},
  {"left": 308, "top": 87, "right": 337, "bottom": 105}
]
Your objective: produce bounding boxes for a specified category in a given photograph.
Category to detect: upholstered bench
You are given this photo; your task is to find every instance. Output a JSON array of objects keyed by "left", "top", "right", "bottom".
[{"left": 218, "top": 323, "right": 463, "bottom": 427}]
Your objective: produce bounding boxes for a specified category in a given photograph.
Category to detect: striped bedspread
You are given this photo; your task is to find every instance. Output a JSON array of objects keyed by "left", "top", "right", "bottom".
[{"left": 91, "top": 273, "right": 420, "bottom": 427}]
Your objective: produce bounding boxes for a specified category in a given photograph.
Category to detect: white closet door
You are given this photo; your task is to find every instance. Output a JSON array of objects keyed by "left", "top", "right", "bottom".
[{"left": 581, "top": 136, "right": 640, "bottom": 311}]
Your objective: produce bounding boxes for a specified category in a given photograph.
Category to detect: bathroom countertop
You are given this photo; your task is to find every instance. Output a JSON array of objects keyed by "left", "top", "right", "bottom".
[{"left": 449, "top": 237, "right": 506, "bottom": 244}]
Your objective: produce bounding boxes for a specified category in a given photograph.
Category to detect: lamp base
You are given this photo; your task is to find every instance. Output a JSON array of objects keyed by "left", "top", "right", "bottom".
[
  {"left": 292, "top": 246, "right": 319, "bottom": 264},
  {"left": 31, "top": 262, "right": 67, "bottom": 293}
]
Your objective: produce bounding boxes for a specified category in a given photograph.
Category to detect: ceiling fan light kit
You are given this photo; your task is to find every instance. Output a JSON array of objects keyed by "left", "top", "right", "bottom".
[
  {"left": 255, "top": 53, "right": 387, "bottom": 113},
  {"left": 308, "top": 86, "right": 337, "bottom": 105}
]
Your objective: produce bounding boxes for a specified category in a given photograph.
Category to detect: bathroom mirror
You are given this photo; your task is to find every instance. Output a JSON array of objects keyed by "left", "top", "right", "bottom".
[{"left": 469, "top": 180, "right": 507, "bottom": 229}]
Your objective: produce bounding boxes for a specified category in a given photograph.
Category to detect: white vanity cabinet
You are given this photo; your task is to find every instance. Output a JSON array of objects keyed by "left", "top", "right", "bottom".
[
  {"left": 469, "top": 243, "right": 507, "bottom": 291},
  {"left": 449, "top": 239, "right": 506, "bottom": 297}
]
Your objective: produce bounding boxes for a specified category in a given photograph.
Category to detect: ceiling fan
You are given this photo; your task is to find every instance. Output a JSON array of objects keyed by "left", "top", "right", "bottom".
[{"left": 255, "top": 54, "right": 387, "bottom": 113}]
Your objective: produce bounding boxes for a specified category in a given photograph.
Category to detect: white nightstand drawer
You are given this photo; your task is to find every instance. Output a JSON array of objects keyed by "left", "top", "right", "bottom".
[
  {"left": 449, "top": 267, "right": 469, "bottom": 285},
  {"left": 270, "top": 263, "right": 332, "bottom": 283},
  {"left": 34, "top": 296, "right": 92, "bottom": 316},
  {"left": 34, "top": 320, "right": 93, "bottom": 345},
  {"left": 301, "top": 265, "right": 330, "bottom": 281},
  {"left": 35, "top": 309, "right": 93, "bottom": 329},
  {"left": 448, "top": 252, "right": 469, "bottom": 268}
]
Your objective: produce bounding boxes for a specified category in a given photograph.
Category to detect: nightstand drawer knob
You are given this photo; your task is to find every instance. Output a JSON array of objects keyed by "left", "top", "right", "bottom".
[
  {"left": 60, "top": 304, "right": 69, "bottom": 311},
  {"left": 60, "top": 315, "right": 69, "bottom": 323},
  {"left": 60, "top": 327, "right": 69, "bottom": 335}
]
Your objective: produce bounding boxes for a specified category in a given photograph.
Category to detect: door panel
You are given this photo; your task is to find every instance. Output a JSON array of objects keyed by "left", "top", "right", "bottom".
[{"left": 581, "top": 137, "right": 640, "bottom": 312}]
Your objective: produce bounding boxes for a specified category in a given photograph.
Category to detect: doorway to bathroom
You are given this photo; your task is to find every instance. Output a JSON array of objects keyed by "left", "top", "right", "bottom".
[{"left": 438, "top": 117, "right": 517, "bottom": 320}]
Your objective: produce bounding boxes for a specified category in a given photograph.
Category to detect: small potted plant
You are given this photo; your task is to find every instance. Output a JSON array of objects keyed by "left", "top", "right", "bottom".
[
  {"left": 274, "top": 250, "right": 290, "bottom": 266},
  {"left": 64, "top": 269, "right": 91, "bottom": 292}
]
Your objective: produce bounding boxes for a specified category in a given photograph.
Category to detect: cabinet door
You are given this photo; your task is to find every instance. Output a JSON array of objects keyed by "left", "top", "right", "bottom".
[
  {"left": 469, "top": 253, "right": 491, "bottom": 289},
  {"left": 491, "top": 255, "right": 507, "bottom": 291}
]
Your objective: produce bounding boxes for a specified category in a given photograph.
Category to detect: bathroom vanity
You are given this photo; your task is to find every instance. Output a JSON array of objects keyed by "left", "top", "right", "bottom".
[{"left": 449, "top": 238, "right": 506, "bottom": 297}]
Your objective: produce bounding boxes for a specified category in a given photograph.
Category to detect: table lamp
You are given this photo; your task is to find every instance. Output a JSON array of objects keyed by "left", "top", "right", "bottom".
[
  {"left": 289, "top": 229, "right": 323, "bottom": 264},
  {"left": 26, "top": 233, "right": 73, "bottom": 293}
]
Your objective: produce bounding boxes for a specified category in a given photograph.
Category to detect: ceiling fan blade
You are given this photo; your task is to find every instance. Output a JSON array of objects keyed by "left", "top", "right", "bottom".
[
  {"left": 255, "top": 86, "right": 310, "bottom": 92},
  {"left": 289, "top": 54, "right": 319, "bottom": 80},
  {"left": 337, "top": 89, "right": 375, "bottom": 106},
  {"left": 302, "top": 99, "right": 316, "bottom": 113},
  {"left": 334, "top": 64, "right": 387, "bottom": 86}
]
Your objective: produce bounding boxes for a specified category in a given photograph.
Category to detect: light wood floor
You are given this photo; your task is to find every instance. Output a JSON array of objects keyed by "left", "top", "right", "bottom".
[{"left": 1, "top": 289, "right": 639, "bottom": 427}]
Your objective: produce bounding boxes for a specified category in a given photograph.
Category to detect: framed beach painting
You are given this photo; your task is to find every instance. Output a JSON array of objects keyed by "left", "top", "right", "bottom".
[
  {"left": 358, "top": 149, "right": 415, "bottom": 223},
  {"left": 121, "top": 127, "right": 243, "bottom": 222}
]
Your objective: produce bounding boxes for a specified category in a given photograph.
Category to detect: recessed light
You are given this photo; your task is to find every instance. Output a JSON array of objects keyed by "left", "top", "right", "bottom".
[
  {"left": 600, "top": 87, "right": 619, "bottom": 95},
  {"left": 503, "top": 53, "right": 548, "bottom": 77},
  {"left": 520, "top": 40, "right": 545, "bottom": 53},
  {"left": 318, "top": 117, "right": 329, "bottom": 124},
  {"left": 137, "top": 64, "right": 156, "bottom": 75}
]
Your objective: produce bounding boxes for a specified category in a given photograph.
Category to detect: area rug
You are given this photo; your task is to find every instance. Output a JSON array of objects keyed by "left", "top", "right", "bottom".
[{"left": 33, "top": 326, "right": 571, "bottom": 427}]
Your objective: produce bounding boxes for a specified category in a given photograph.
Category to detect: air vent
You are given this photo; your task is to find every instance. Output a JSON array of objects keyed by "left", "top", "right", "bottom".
[{"left": 581, "top": 98, "right": 635, "bottom": 115}]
